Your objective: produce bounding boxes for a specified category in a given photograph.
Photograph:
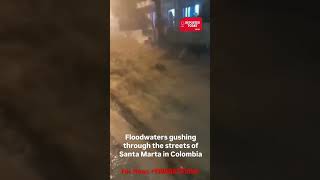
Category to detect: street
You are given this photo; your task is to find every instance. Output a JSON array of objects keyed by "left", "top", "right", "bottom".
[{"left": 110, "top": 33, "right": 210, "bottom": 180}]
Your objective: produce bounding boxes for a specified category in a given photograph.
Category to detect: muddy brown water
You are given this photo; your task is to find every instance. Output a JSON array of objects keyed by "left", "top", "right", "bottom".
[{"left": 110, "top": 36, "right": 210, "bottom": 180}]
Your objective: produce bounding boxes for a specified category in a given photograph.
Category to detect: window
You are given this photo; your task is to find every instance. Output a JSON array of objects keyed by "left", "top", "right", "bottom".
[
  {"left": 168, "top": 8, "right": 175, "bottom": 17},
  {"left": 183, "top": 6, "right": 191, "bottom": 17},
  {"left": 195, "top": 4, "right": 200, "bottom": 16}
]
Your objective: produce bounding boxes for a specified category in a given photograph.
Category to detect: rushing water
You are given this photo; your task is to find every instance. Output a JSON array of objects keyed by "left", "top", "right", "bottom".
[{"left": 110, "top": 36, "right": 210, "bottom": 179}]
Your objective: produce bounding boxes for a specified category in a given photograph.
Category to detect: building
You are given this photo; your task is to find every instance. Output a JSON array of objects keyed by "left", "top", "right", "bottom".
[
  {"left": 159, "top": 0, "right": 207, "bottom": 24},
  {"left": 146, "top": 0, "right": 210, "bottom": 46}
]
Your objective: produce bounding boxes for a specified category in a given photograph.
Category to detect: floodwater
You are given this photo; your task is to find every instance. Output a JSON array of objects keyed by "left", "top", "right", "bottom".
[{"left": 110, "top": 33, "right": 210, "bottom": 180}]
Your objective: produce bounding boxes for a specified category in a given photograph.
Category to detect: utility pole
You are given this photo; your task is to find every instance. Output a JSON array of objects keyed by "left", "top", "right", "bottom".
[{"left": 175, "top": 0, "right": 182, "bottom": 27}]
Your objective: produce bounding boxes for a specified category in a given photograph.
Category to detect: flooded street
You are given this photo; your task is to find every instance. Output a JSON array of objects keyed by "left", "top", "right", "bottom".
[{"left": 110, "top": 33, "right": 210, "bottom": 179}]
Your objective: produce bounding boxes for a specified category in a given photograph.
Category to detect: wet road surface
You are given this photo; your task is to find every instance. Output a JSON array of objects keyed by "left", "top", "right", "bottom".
[{"left": 110, "top": 35, "right": 210, "bottom": 180}]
